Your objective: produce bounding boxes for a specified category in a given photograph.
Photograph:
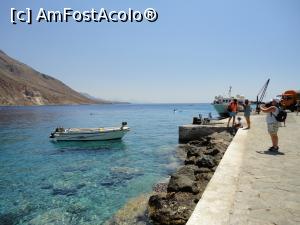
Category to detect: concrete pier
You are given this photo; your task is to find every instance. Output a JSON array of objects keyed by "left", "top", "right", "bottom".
[{"left": 187, "top": 113, "right": 300, "bottom": 225}]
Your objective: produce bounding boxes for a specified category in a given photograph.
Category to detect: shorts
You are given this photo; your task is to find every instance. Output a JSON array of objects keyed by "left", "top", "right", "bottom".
[
  {"left": 229, "top": 112, "right": 237, "bottom": 117},
  {"left": 244, "top": 112, "right": 250, "bottom": 117},
  {"left": 267, "top": 122, "right": 279, "bottom": 134}
]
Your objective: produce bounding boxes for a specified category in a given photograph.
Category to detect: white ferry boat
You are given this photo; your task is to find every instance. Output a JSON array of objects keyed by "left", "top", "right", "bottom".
[{"left": 212, "top": 87, "right": 245, "bottom": 117}]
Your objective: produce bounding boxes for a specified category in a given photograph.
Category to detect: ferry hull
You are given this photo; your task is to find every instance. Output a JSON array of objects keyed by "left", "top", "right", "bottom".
[
  {"left": 213, "top": 103, "right": 244, "bottom": 118},
  {"left": 213, "top": 104, "right": 229, "bottom": 118}
]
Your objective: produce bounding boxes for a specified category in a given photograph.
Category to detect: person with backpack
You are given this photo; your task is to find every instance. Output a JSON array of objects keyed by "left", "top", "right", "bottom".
[{"left": 260, "top": 99, "right": 286, "bottom": 152}]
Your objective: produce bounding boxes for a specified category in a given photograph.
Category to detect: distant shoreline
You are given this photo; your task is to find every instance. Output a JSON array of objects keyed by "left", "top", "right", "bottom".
[
  {"left": 0, "top": 103, "right": 217, "bottom": 107},
  {"left": 0, "top": 102, "right": 131, "bottom": 107}
]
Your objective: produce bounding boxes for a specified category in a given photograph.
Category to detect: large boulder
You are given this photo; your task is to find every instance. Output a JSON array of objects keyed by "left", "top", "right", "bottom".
[
  {"left": 196, "top": 155, "right": 216, "bottom": 169},
  {"left": 184, "top": 156, "right": 197, "bottom": 165},
  {"left": 186, "top": 145, "right": 205, "bottom": 157},
  {"left": 148, "top": 192, "right": 196, "bottom": 225},
  {"left": 202, "top": 147, "right": 220, "bottom": 156},
  {"left": 167, "top": 165, "right": 199, "bottom": 193},
  {"left": 105, "top": 194, "right": 151, "bottom": 225},
  {"left": 188, "top": 136, "right": 213, "bottom": 147}
]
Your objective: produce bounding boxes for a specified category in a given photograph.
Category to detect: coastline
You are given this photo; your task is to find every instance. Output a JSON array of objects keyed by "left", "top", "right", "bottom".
[
  {"left": 0, "top": 102, "right": 130, "bottom": 107},
  {"left": 106, "top": 122, "right": 236, "bottom": 225},
  {"left": 148, "top": 128, "right": 235, "bottom": 225}
]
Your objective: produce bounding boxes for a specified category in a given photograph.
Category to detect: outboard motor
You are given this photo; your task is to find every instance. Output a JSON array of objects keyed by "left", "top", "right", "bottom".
[
  {"left": 49, "top": 132, "right": 55, "bottom": 138},
  {"left": 50, "top": 127, "right": 64, "bottom": 138},
  {"left": 121, "top": 122, "right": 127, "bottom": 130}
]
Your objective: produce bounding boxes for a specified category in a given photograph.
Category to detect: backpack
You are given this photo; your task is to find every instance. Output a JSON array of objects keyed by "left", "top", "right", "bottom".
[{"left": 272, "top": 107, "right": 287, "bottom": 122}]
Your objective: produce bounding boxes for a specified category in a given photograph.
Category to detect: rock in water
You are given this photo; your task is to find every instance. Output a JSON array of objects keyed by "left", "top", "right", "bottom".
[
  {"left": 152, "top": 183, "right": 168, "bottom": 193},
  {"left": 28, "top": 209, "right": 72, "bottom": 225},
  {"left": 105, "top": 194, "right": 152, "bottom": 225},
  {"left": 0, "top": 204, "right": 34, "bottom": 225},
  {"left": 0, "top": 213, "right": 16, "bottom": 225},
  {"left": 52, "top": 188, "right": 77, "bottom": 196}
]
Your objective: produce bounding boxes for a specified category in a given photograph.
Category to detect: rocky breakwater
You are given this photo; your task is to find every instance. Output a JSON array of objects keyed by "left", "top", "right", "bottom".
[{"left": 148, "top": 130, "right": 234, "bottom": 225}]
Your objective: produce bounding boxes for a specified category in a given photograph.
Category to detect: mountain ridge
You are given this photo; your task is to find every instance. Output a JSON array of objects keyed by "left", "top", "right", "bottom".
[{"left": 0, "top": 50, "right": 108, "bottom": 106}]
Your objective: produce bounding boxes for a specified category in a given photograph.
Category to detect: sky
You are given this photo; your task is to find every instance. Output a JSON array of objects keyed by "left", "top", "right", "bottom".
[{"left": 1, "top": 0, "right": 300, "bottom": 103}]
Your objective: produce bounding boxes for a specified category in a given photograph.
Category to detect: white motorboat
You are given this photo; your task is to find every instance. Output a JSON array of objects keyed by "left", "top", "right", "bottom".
[
  {"left": 212, "top": 87, "right": 245, "bottom": 117},
  {"left": 50, "top": 122, "right": 130, "bottom": 141}
]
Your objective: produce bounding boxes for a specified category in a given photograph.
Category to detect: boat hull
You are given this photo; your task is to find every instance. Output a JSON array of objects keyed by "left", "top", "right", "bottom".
[
  {"left": 213, "top": 104, "right": 230, "bottom": 118},
  {"left": 213, "top": 103, "right": 244, "bottom": 118},
  {"left": 51, "top": 128, "right": 129, "bottom": 141}
]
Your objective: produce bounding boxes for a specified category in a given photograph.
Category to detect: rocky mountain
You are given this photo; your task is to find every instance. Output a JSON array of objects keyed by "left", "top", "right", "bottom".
[{"left": 0, "top": 50, "right": 105, "bottom": 106}]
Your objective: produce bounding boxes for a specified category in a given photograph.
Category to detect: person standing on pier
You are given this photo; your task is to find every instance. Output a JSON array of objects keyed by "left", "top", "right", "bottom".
[
  {"left": 243, "top": 99, "right": 252, "bottom": 129},
  {"left": 227, "top": 99, "right": 238, "bottom": 127},
  {"left": 260, "top": 99, "right": 280, "bottom": 151}
]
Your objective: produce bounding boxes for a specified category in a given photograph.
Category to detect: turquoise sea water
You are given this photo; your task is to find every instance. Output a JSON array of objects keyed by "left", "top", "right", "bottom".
[{"left": 0, "top": 103, "right": 217, "bottom": 225}]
